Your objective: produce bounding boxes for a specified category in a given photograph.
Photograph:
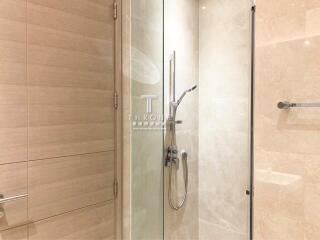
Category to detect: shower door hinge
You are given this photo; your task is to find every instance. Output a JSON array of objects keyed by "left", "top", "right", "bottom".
[
  {"left": 114, "top": 179, "right": 118, "bottom": 198},
  {"left": 113, "top": 1, "right": 118, "bottom": 20},
  {"left": 114, "top": 91, "right": 119, "bottom": 109}
]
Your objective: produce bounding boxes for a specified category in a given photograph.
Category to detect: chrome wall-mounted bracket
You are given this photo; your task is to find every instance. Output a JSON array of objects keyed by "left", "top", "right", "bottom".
[{"left": 278, "top": 101, "right": 320, "bottom": 109}]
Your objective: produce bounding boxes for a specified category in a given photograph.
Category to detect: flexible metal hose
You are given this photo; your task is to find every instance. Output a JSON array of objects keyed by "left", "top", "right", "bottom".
[
  {"left": 168, "top": 153, "right": 188, "bottom": 210},
  {"left": 167, "top": 114, "right": 188, "bottom": 210}
]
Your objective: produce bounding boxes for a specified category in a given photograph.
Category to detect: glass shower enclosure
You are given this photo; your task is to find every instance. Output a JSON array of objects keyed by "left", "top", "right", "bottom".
[{"left": 128, "top": 0, "right": 253, "bottom": 239}]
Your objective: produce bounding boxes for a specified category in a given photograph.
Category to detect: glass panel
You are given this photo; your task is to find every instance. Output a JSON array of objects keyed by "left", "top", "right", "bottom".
[
  {"left": 130, "top": 1, "right": 164, "bottom": 240},
  {"left": 163, "top": 1, "right": 252, "bottom": 239},
  {"left": 163, "top": 1, "right": 200, "bottom": 239}
]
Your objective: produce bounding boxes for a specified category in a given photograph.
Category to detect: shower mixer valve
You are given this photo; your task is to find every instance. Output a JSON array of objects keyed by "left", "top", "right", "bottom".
[
  {"left": 165, "top": 146, "right": 179, "bottom": 168},
  {"left": 165, "top": 146, "right": 188, "bottom": 170}
]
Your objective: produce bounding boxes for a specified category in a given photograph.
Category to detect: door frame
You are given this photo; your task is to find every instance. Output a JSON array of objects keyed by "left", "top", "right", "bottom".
[
  {"left": 249, "top": 2, "right": 256, "bottom": 240},
  {"left": 114, "top": 0, "right": 123, "bottom": 239}
]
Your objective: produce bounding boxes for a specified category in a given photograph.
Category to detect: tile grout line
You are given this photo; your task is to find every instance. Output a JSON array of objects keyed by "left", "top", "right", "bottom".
[
  {"left": 0, "top": 199, "right": 115, "bottom": 233},
  {"left": 0, "top": 150, "right": 116, "bottom": 167},
  {"left": 28, "top": 149, "right": 116, "bottom": 162},
  {"left": 28, "top": 2, "right": 113, "bottom": 25}
]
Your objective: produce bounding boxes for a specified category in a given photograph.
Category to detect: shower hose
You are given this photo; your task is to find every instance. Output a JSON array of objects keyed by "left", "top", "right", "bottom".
[{"left": 167, "top": 115, "right": 188, "bottom": 211}]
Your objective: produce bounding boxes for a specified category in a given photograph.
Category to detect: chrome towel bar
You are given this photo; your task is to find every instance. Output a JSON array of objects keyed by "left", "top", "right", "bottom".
[
  {"left": 0, "top": 194, "right": 28, "bottom": 204},
  {"left": 278, "top": 101, "right": 320, "bottom": 109}
]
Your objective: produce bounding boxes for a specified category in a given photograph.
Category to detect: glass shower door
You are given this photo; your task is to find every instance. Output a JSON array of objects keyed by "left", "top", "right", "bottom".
[
  {"left": 130, "top": 1, "right": 164, "bottom": 240},
  {"left": 129, "top": 1, "right": 253, "bottom": 239},
  {"left": 163, "top": 1, "right": 253, "bottom": 239}
]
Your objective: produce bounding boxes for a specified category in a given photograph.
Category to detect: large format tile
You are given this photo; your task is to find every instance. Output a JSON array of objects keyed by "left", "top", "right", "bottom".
[
  {"left": 28, "top": 25, "right": 112, "bottom": 57},
  {"left": 27, "top": 0, "right": 115, "bottom": 160},
  {"left": 28, "top": 83, "right": 115, "bottom": 159},
  {"left": 256, "top": 0, "right": 306, "bottom": 45},
  {"left": 0, "top": 226, "right": 28, "bottom": 240},
  {"left": 28, "top": 202, "right": 115, "bottom": 240},
  {"left": 0, "top": 0, "right": 116, "bottom": 238},
  {"left": 0, "top": 0, "right": 27, "bottom": 165},
  {"left": 0, "top": 163, "right": 28, "bottom": 230},
  {"left": 255, "top": 0, "right": 320, "bottom": 239},
  {"left": 27, "top": 2, "right": 113, "bottom": 40},
  {"left": 27, "top": 0, "right": 113, "bottom": 23},
  {"left": 28, "top": 152, "right": 114, "bottom": 221},
  {"left": 0, "top": 0, "right": 26, "bottom": 23}
]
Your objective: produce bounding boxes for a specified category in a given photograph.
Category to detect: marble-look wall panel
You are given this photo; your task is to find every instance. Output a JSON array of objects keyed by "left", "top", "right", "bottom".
[
  {"left": 164, "top": 0, "right": 199, "bottom": 239},
  {"left": 255, "top": 0, "right": 320, "bottom": 239},
  {"left": 199, "top": 0, "right": 251, "bottom": 239}
]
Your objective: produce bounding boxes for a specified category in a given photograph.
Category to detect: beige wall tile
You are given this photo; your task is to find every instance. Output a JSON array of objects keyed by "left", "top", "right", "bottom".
[
  {"left": 28, "top": 202, "right": 115, "bottom": 240},
  {"left": 28, "top": 152, "right": 114, "bottom": 221},
  {"left": 28, "top": 25, "right": 112, "bottom": 57},
  {"left": 256, "top": 0, "right": 320, "bottom": 238},
  {"left": 304, "top": 223, "right": 320, "bottom": 240},
  {"left": 0, "top": 0, "right": 26, "bottom": 23},
  {"left": 27, "top": 0, "right": 113, "bottom": 23},
  {"left": 28, "top": 124, "right": 114, "bottom": 160},
  {"left": 27, "top": 3, "right": 113, "bottom": 40},
  {"left": 0, "top": 0, "right": 116, "bottom": 238},
  {"left": 28, "top": 65, "right": 113, "bottom": 90},
  {"left": 27, "top": 9, "right": 115, "bottom": 159},
  {"left": 0, "top": 226, "right": 28, "bottom": 240},
  {"left": 0, "top": 163, "right": 28, "bottom": 230},
  {"left": 27, "top": 0, "right": 115, "bottom": 160},
  {"left": 256, "top": 0, "right": 306, "bottom": 45},
  {"left": 0, "top": 0, "right": 27, "bottom": 165}
]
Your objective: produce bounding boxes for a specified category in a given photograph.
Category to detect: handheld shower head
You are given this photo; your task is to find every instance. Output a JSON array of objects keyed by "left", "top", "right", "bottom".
[
  {"left": 189, "top": 85, "right": 197, "bottom": 92},
  {"left": 176, "top": 84, "right": 197, "bottom": 106}
]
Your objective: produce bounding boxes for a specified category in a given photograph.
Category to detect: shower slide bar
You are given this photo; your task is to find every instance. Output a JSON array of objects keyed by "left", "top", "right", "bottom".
[
  {"left": 278, "top": 101, "right": 320, "bottom": 109},
  {"left": 0, "top": 194, "right": 28, "bottom": 204}
]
